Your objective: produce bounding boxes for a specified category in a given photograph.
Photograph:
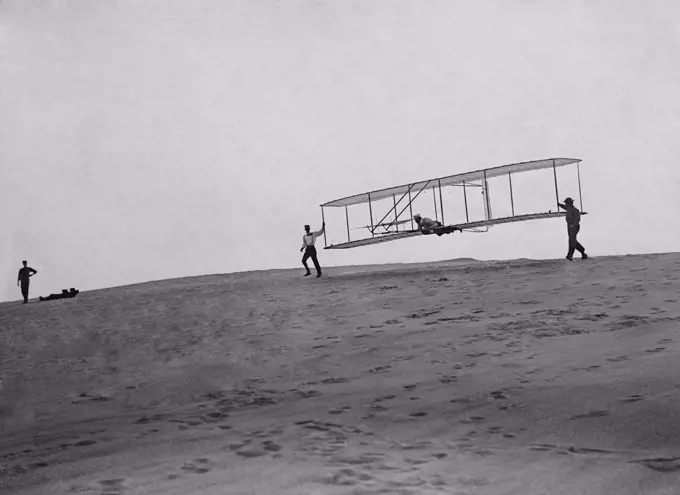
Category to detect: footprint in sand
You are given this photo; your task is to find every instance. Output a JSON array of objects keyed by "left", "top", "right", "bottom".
[
  {"left": 368, "top": 365, "right": 392, "bottom": 374},
  {"left": 490, "top": 390, "right": 508, "bottom": 400},
  {"left": 72, "top": 392, "right": 113, "bottom": 404},
  {"left": 180, "top": 458, "right": 211, "bottom": 474},
  {"left": 606, "top": 355, "right": 629, "bottom": 362},
  {"left": 403, "top": 384, "right": 418, "bottom": 391},
  {"left": 399, "top": 440, "right": 435, "bottom": 450},
  {"left": 460, "top": 416, "right": 487, "bottom": 424},
  {"left": 74, "top": 439, "right": 97, "bottom": 447},
  {"left": 529, "top": 443, "right": 557, "bottom": 452},
  {"left": 320, "top": 467, "right": 374, "bottom": 486},
  {"left": 329, "top": 406, "right": 351, "bottom": 415},
  {"left": 135, "top": 413, "right": 165, "bottom": 424},
  {"left": 409, "top": 411, "right": 427, "bottom": 417},
  {"left": 374, "top": 394, "right": 396, "bottom": 402},
  {"left": 452, "top": 362, "right": 477, "bottom": 370},
  {"left": 439, "top": 374, "right": 458, "bottom": 384},
  {"left": 321, "top": 377, "right": 349, "bottom": 384},
  {"left": 234, "top": 447, "right": 268, "bottom": 458},
  {"left": 619, "top": 394, "right": 645, "bottom": 403},
  {"left": 98, "top": 478, "right": 128, "bottom": 492},
  {"left": 566, "top": 446, "right": 616, "bottom": 454},
  {"left": 631, "top": 457, "right": 680, "bottom": 472},
  {"left": 262, "top": 440, "right": 282, "bottom": 452},
  {"left": 645, "top": 347, "right": 666, "bottom": 353},
  {"left": 570, "top": 410, "right": 609, "bottom": 419},
  {"left": 328, "top": 453, "right": 387, "bottom": 466},
  {"left": 295, "top": 389, "right": 322, "bottom": 399},
  {"left": 410, "top": 309, "right": 442, "bottom": 319},
  {"left": 659, "top": 338, "right": 673, "bottom": 343}
]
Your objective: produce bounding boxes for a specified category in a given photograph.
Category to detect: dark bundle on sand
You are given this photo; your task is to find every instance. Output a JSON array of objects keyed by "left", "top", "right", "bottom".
[{"left": 39, "top": 288, "right": 79, "bottom": 302}]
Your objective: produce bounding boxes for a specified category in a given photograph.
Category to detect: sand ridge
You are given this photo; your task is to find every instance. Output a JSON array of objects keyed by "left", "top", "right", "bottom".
[{"left": 1, "top": 253, "right": 680, "bottom": 494}]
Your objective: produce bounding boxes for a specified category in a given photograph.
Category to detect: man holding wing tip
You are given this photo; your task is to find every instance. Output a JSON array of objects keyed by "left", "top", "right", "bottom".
[
  {"left": 558, "top": 197, "right": 588, "bottom": 260},
  {"left": 301, "top": 222, "right": 325, "bottom": 278}
]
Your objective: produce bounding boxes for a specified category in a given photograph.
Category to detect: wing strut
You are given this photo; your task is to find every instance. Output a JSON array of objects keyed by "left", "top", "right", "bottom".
[{"left": 552, "top": 159, "right": 560, "bottom": 209}]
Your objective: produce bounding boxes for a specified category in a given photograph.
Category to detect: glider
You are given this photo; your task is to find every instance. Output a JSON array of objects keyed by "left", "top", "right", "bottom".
[{"left": 319, "top": 157, "right": 587, "bottom": 249}]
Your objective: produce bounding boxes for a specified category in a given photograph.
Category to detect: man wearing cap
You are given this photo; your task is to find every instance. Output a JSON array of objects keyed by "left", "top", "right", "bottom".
[
  {"left": 300, "top": 222, "right": 325, "bottom": 277},
  {"left": 557, "top": 198, "right": 588, "bottom": 260},
  {"left": 413, "top": 214, "right": 461, "bottom": 236}
]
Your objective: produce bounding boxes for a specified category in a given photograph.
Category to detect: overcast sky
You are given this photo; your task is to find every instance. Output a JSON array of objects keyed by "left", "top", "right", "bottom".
[{"left": 2, "top": 0, "right": 680, "bottom": 302}]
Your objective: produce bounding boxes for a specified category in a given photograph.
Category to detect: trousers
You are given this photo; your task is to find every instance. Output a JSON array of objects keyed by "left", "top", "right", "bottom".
[
  {"left": 567, "top": 224, "right": 586, "bottom": 258},
  {"left": 302, "top": 246, "right": 321, "bottom": 275},
  {"left": 20, "top": 282, "right": 30, "bottom": 302}
]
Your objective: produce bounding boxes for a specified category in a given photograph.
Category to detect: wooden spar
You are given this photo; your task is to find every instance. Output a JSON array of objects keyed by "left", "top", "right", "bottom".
[
  {"left": 432, "top": 186, "right": 438, "bottom": 222},
  {"left": 368, "top": 192, "right": 374, "bottom": 237},
  {"left": 408, "top": 187, "right": 414, "bottom": 230},
  {"left": 577, "top": 161, "right": 583, "bottom": 211},
  {"left": 463, "top": 181, "right": 469, "bottom": 222},
  {"left": 552, "top": 159, "right": 560, "bottom": 207},
  {"left": 438, "top": 179, "right": 445, "bottom": 225},
  {"left": 508, "top": 172, "right": 514, "bottom": 216},
  {"left": 321, "top": 206, "right": 327, "bottom": 248}
]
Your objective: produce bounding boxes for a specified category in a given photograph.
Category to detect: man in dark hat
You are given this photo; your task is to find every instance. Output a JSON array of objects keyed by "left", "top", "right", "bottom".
[
  {"left": 300, "top": 222, "right": 325, "bottom": 277},
  {"left": 557, "top": 197, "right": 588, "bottom": 260},
  {"left": 17, "top": 260, "right": 38, "bottom": 303}
]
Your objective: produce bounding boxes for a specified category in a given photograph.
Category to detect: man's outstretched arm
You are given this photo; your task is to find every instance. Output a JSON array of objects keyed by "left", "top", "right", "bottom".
[
  {"left": 314, "top": 222, "right": 326, "bottom": 237},
  {"left": 29, "top": 268, "right": 37, "bottom": 276}
]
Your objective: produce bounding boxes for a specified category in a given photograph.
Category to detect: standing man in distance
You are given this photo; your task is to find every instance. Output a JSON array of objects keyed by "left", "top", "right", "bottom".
[
  {"left": 301, "top": 222, "right": 325, "bottom": 277},
  {"left": 17, "top": 260, "right": 38, "bottom": 304},
  {"left": 558, "top": 197, "right": 588, "bottom": 260}
]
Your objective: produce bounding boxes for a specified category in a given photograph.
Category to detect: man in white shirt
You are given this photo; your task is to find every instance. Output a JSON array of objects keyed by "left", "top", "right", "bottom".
[{"left": 300, "top": 222, "right": 325, "bottom": 277}]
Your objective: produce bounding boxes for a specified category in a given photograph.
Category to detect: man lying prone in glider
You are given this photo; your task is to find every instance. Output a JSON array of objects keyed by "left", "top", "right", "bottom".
[{"left": 413, "top": 214, "right": 462, "bottom": 236}]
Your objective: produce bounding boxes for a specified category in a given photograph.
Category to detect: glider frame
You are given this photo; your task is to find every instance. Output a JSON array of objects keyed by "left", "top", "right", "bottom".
[{"left": 319, "top": 157, "right": 586, "bottom": 250}]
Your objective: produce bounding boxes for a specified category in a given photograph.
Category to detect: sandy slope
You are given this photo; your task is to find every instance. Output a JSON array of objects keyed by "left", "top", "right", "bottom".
[{"left": 1, "top": 254, "right": 680, "bottom": 494}]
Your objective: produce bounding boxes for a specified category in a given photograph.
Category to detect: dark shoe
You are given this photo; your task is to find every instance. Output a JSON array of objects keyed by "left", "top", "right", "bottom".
[
  {"left": 316, "top": 273, "right": 322, "bottom": 278},
  {"left": 566, "top": 256, "right": 573, "bottom": 261},
  {"left": 304, "top": 272, "right": 311, "bottom": 277},
  {"left": 581, "top": 253, "right": 588, "bottom": 260}
]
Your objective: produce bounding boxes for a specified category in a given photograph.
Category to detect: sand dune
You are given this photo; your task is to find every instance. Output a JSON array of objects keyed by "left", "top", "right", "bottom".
[{"left": 2, "top": 253, "right": 680, "bottom": 494}]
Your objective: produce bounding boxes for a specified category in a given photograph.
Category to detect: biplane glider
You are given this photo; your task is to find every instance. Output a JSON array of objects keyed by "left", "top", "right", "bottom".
[{"left": 318, "top": 158, "right": 586, "bottom": 249}]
